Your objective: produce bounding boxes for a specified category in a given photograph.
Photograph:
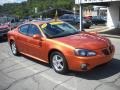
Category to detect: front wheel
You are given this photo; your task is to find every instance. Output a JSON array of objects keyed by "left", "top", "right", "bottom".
[
  {"left": 50, "top": 52, "right": 68, "bottom": 74},
  {"left": 10, "top": 41, "right": 19, "bottom": 55}
]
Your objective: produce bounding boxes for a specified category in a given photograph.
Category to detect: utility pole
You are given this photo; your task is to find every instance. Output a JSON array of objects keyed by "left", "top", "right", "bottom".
[
  {"left": 75, "top": 0, "right": 83, "bottom": 31},
  {"left": 79, "top": 0, "right": 83, "bottom": 31},
  {"left": 35, "top": 7, "right": 38, "bottom": 14},
  {"left": 73, "top": 7, "right": 76, "bottom": 17}
]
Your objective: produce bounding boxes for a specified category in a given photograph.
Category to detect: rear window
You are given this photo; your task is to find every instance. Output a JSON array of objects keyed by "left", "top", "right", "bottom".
[{"left": 19, "top": 24, "right": 29, "bottom": 35}]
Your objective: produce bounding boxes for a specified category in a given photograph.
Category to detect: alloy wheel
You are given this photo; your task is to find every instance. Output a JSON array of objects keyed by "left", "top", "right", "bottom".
[
  {"left": 52, "top": 54, "right": 64, "bottom": 72},
  {"left": 11, "top": 42, "right": 17, "bottom": 55}
]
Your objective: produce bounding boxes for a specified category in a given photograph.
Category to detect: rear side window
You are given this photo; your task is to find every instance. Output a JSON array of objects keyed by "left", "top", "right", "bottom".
[
  {"left": 60, "top": 15, "right": 69, "bottom": 19},
  {"left": 19, "top": 24, "right": 29, "bottom": 35},
  {"left": 28, "top": 24, "right": 41, "bottom": 36},
  {"left": 64, "top": 15, "right": 69, "bottom": 19}
]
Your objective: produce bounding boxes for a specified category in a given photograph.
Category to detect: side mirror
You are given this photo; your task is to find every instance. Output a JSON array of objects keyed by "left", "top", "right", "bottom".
[{"left": 33, "top": 34, "right": 45, "bottom": 41}]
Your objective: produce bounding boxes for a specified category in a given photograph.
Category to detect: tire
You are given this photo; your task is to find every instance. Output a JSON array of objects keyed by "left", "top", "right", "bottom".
[
  {"left": 50, "top": 51, "right": 68, "bottom": 74},
  {"left": 10, "top": 41, "right": 19, "bottom": 56}
]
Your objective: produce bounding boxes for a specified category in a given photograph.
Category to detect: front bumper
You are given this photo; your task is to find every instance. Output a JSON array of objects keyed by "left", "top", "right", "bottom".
[{"left": 65, "top": 46, "right": 115, "bottom": 71}]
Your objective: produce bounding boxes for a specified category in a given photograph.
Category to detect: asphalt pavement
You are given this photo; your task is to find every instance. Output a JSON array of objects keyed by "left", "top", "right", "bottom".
[{"left": 0, "top": 37, "right": 120, "bottom": 90}]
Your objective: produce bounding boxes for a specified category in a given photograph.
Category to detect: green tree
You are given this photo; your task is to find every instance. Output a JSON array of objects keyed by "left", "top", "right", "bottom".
[{"left": 0, "top": 0, "right": 75, "bottom": 18}]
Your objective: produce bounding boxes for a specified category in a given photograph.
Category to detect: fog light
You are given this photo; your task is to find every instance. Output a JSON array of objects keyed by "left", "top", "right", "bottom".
[{"left": 81, "top": 64, "right": 88, "bottom": 71}]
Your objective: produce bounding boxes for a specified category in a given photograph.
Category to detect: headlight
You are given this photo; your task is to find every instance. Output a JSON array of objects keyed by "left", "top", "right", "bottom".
[{"left": 74, "top": 49, "right": 96, "bottom": 56}]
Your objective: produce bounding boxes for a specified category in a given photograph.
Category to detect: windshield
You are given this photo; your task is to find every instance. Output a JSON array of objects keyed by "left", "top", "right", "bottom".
[
  {"left": 40, "top": 22, "right": 79, "bottom": 38},
  {"left": 76, "top": 15, "right": 80, "bottom": 20}
]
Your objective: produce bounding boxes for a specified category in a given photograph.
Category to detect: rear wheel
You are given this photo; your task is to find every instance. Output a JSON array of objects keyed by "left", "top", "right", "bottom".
[
  {"left": 10, "top": 41, "right": 19, "bottom": 55},
  {"left": 50, "top": 51, "right": 68, "bottom": 74}
]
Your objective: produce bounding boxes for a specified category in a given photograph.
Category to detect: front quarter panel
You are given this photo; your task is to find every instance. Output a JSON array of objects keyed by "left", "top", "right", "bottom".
[{"left": 45, "top": 39, "right": 75, "bottom": 60}]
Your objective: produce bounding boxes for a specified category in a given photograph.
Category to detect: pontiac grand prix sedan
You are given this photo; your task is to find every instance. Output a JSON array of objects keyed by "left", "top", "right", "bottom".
[{"left": 8, "top": 20, "right": 115, "bottom": 74}]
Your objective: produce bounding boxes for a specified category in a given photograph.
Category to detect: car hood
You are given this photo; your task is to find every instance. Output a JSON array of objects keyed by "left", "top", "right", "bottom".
[{"left": 54, "top": 32, "right": 110, "bottom": 50}]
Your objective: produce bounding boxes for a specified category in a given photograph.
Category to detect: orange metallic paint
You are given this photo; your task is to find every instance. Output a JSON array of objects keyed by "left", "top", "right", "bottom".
[{"left": 8, "top": 21, "right": 115, "bottom": 71}]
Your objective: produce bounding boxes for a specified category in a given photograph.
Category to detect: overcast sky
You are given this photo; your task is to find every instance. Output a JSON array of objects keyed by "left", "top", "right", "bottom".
[{"left": 0, "top": 0, "right": 27, "bottom": 5}]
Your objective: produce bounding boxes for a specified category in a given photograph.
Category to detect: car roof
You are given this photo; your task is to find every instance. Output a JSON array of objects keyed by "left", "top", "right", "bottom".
[{"left": 21, "top": 19, "right": 63, "bottom": 26}]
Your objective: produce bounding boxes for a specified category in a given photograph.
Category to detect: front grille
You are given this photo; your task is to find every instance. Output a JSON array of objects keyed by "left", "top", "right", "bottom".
[{"left": 102, "top": 46, "right": 113, "bottom": 55}]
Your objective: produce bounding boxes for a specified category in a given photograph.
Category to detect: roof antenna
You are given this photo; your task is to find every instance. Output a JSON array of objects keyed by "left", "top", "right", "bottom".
[{"left": 54, "top": 10, "right": 58, "bottom": 22}]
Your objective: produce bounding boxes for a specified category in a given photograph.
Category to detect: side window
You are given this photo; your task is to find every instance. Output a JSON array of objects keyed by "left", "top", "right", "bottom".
[
  {"left": 68, "top": 16, "right": 73, "bottom": 19},
  {"left": 65, "top": 15, "right": 69, "bottom": 19},
  {"left": 28, "top": 24, "right": 41, "bottom": 36},
  {"left": 60, "top": 15, "right": 66, "bottom": 19},
  {"left": 60, "top": 16, "right": 64, "bottom": 19},
  {"left": 69, "top": 16, "right": 73, "bottom": 19},
  {"left": 19, "top": 24, "right": 29, "bottom": 35}
]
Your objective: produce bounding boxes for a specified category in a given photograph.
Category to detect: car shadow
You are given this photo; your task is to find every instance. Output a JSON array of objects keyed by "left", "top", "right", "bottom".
[
  {"left": 69, "top": 58, "right": 120, "bottom": 80},
  {"left": 17, "top": 54, "right": 120, "bottom": 80},
  {"left": 22, "top": 54, "right": 50, "bottom": 68}
]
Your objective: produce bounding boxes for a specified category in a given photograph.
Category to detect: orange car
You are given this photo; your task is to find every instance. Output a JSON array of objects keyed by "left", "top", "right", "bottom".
[{"left": 8, "top": 20, "right": 115, "bottom": 74}]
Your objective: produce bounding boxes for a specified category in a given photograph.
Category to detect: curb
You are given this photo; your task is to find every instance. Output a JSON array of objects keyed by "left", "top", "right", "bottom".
[
  {"left": 86, "top": 27, "right": 120, "bottom": 39},
  {"left": 100, "top": 34, "right": 120, "bottom": 39}
]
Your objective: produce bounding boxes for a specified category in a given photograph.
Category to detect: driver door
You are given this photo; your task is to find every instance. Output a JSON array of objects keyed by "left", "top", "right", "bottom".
[{"left": 27, "top": 24, "right": 46, "bottom": 60}]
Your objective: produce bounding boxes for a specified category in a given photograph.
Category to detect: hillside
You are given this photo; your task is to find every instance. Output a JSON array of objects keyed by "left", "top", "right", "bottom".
[{"left": 0, "top": 0, "right": 74, "bottom": 18}]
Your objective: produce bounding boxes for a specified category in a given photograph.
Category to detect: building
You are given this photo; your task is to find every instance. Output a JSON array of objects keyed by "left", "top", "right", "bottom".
[
  {"left": 83, "top": 6, "right": 107, "bottom": 17},
  {"left": 75, "top": 0, "right": 120, "bottom": 29}
]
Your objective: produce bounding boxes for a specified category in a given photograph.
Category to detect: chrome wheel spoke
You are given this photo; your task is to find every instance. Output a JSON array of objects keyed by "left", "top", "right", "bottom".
[
  {"left": 55, "top": 55, "right": 58, "bottom": 60},
  {"left": 11, "top": 43, "right": 16, "bottom": 54},
  {"left": 57, "top": 63, "right": 63, "bottom": 69},
  {"left": 53, "top": 59, "right": 57, "bottom": 66},
  {"left": 58, "top": 58, "right": 63, "bottom": 63}
]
